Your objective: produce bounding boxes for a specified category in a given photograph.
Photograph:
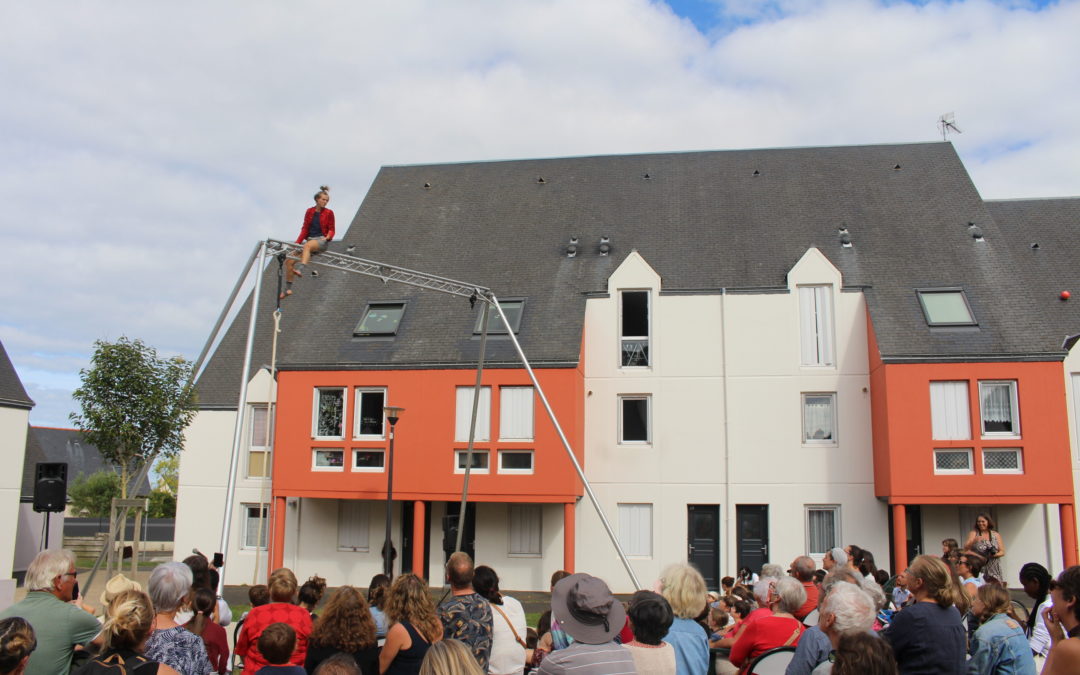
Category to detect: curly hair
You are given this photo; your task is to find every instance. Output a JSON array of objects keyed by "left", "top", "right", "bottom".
[
  {"left": 0, "top": 617, "right": 36, "bottom": 674},
  {"left": 385, "top": 574, "right": 441, "bottom": 642},
  {"left": 833, "top": 632, "right": 898, "bottom": 675},
  {"left": 367, "top": 574, "right": 390, "bottom": 610},
  {"left": 101, "top": 590, "right": 155, "bottom": 651},
  {"left": 299, "top": 575, "right": 327, "bottom": 610},
  {"left": 310, "top": 586, "right": 377, "bottom": 652}
]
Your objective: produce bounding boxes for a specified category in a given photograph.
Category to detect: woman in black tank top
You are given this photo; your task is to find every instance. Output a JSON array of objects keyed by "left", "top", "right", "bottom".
[{"left": 379, "top": 574, "right": 441, "bottom": 675}]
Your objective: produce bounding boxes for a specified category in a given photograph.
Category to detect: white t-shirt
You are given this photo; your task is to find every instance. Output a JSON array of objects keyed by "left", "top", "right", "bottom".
[
  {"left": 1030, "top": 596, "right": 1054, "bottom": 657},
  {"left": 488, "top": 595, "right": 527, "bottom": 675}
]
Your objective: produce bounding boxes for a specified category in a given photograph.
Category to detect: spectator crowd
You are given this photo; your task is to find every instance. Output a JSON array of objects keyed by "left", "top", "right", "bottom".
[{"left": 2, "top": 520, "right": 1080, "bottom": 675}]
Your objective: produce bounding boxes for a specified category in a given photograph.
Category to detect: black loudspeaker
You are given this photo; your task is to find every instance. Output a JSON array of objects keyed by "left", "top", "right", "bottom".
[{"left": 33, "top": 462, "right": 68, "bottom": 513}]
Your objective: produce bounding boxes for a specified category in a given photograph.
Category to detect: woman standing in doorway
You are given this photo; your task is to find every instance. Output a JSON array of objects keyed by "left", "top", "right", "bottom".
[{"left": 965, "top": 513, "right": 1006, "bottom": 582}]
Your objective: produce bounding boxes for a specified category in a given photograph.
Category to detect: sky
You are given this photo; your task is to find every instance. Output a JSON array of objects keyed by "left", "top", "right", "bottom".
[{"left": 2, "top": 0, "right": 1078, "bottom": 427}]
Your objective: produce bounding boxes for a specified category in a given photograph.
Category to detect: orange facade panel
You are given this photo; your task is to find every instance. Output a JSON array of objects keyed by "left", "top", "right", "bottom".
[
  {"left": 271, "top": 368, "right": 585, "bottom": 503},
  {"left": 869, "top": 358, "right": 1073, "bottom": 503}
]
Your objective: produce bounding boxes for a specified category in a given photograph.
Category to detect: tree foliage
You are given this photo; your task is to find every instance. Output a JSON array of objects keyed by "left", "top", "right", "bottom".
[
  {"left": 147, "top": 489, "right": 177, "bottom": 518},
  {"left": 70, "top": 337, "right": 198, "bottom": 499},
  {"left": 154, "top": 454, "right": 179, "bottom": 495},
  {"left": 68, "top": 470, "right": 121, "bottom": 517}
]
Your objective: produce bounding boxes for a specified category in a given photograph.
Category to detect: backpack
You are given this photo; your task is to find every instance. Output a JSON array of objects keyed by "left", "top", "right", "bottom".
[{"left": 75, "top": 651, "right": 158, "bottom": 675}]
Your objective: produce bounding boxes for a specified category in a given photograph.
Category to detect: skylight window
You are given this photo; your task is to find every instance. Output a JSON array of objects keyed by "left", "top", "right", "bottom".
[
  {"left": 475, "top": 299, "right": 524, "bottom": 334},
  {"left": 917, "top": 289, "right": 976, "bottom": 326},
  {"left": 354, "top": 303, "right": 405, "bottom": 336}
]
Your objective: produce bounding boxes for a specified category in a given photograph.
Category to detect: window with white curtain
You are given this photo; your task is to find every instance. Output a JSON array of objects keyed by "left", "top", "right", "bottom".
[
  {"left": 799, "top": 285, "right": 834, "bottom": 367},
  {"left": 455, "top": 386, "right": 491, "bottom": 442},
  {"left": 338, "top": 501, "right": 370, "bottom": 551},
  {"left": 806, "top": 506, "right": 840, "bottom": 555},
  {"left": 802, "top": 393, "right": 836, "bottom": 444},
  {"left": 930, "top": 381, "right": 971, "bottom": 440},
  {"left": 618, "top": 503, "right": 653, "bottom": 557},
  {"left": 242, "top": 504, "right": 268, "bottom": 550},
  {"left": 979, "top": 381, "right": 1019, "bottom": 437},
  {"left": 934, "top": 449, "right": 974, "bottom": 474},
  {"left": 508, "top": 504, "right": 542, "bottom": 556},
  {"left": 247, "top": 404, "right": 271, "bottom": 478},
  {"left": 499, "top": 387, "right": 534, "bottom": 441}
]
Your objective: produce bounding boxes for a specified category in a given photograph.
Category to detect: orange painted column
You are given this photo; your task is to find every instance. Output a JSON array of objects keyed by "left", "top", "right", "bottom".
[
  {"left": 270, "top": 496, "right": 287, "bottom": 574},
  {"left": 412, "top": 501, "right": 426, "bottom": 577},
  {"left": 1060, "top": 503, "right": 1078, "bottom": 568},
  {"left": 563, "top": 502, "right": 575, "bottom": 573},
  {"left": 892, "top": 504, "right": 908, "bottom": 575}
]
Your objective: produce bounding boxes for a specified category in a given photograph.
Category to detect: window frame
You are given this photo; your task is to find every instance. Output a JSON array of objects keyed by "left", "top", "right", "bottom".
[
  {"left": 312, "top": 448, "right": 345, "bottom": 471},
  {"left": 499, "top": 386, "right": 535, "bottom": 441},
  {"left": 498, "top": 450, "right": 534, "bottom": 475},
  {"left": 507, "top": 504, "right": 543, "bottom": 558},
  {"left": 246, "top": 404, "right": 272, "bottom": 479},
  {"left": 454, "top": 450, "right": 490, "bottom": 474},
  {"left": 353, "top": 449, "right": 386, "bottom": 472},
  {"left": 617, "top": 503, "right": 653, "bottom": 558},
  {"left": 353, "top": 387, "right": 387, "bottom": 440},
  {"left": 916, "top": 288, "right": 977, "bottom": 327},
  {"left": 455, "top": 386, "right": 491, "bottom": 442},
  {"left": 933, "top": 448, "right": 974, "bottom": 475},
  {"left": 241, "top": 503, "right": 269, "bottom": 550},
  {"left": 312, "top": 387, "right": 346, "bottom": 440},
  {"left": 619, "top": 290, "right": 651, "bottom": 368},
  {"left": 929, "top": 381, "right": 972, "bottom": 441},
  {"left": 799, "top": 285, "right": 835, "bottom": 367},
  {"left": 354, "top": 302, "right": 407, "bottom": 336},
  {"left": 618, "top": 394, "right": 651, "bottom": 445},
  {"left": 801, "top": 392, "right": 838, "bottom": 446},
  {"left": 337, "top": 500, "right": 371, "bottom": 552},
  {"left": 978, "top": 380, "right": 1020, "bottom": 438},
  {"left": 475, "top": 299, "right": 525, "bottom": 334},
  {"left": 982, "top": 448, "right": 1023, "bottom": 475},
  {"left": 805, "top": 505, "right": 841, "bottom": 556}
]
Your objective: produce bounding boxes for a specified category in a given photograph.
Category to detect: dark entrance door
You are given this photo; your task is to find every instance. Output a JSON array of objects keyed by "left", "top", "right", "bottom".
[
  {"left": 442, "top": 502, "right": 476, "bottom": 565},
  {"left": 688, "top": 505, "right": 720, "bottom": 590},
  {"left": 737, "top": 505, "right": 769, "bottom": 574},
  {"left": 401, "top": 501, "right": 431, "bottom": 580}
]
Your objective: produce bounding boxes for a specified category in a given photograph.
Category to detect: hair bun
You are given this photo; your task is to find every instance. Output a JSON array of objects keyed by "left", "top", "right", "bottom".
[{"left": 320, "top": 185, "right": 330, "bottom": 192}]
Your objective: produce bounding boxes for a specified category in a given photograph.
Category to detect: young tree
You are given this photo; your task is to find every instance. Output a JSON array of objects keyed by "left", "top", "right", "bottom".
[
  {"left": 70, "top": 337, "right": 198, "bottom": 499},
  {"left": 68, "top": 471, "right": 122, "bottom": 517}
]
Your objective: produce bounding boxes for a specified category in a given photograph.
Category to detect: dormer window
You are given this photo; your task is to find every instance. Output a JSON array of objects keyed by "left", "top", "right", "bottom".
[
  {"left": 475, "top": 299, "right": 524, "bottom": 334},
  {"left": 355, "top": 303, "right": 405, "bottom": 336},
  {"left": 917, "top": 289, "right": 976, "bottom": 326}
]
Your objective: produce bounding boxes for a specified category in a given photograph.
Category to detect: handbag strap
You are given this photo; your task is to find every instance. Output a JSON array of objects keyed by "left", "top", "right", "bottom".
[
  {"left": 492, "top": 603, "right": 528, "bottom": 648},
  {"left": 782, "top": 625, "right": 802, "bottom": 646}
]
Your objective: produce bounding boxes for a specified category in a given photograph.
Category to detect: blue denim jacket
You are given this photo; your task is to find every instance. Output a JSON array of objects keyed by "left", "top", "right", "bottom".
[{"left": 967, "top": 613, "right": 1037, "bottom": 675}]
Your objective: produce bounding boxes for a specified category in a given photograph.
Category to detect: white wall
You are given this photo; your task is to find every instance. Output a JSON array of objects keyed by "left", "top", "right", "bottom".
[
  {"left": 14, "top": 504, "right": 65, "bottom": 573},
  {"left": 0, "top": 406, "right": 30, "bottom": 581},
  {"left": 1063, "top": 351, "right": 1080, "bottom": 557},
  {"left": 578, "top": 249, "right": 882, "bottom": 592}
]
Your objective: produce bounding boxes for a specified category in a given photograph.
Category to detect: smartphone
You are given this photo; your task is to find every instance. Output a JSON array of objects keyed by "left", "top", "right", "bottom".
[
  {"left": 213, "top": 552, "right": 225, "bottom": 569},
  {"left": 72, "top": 580, "right": 80, "bottom": 601}
]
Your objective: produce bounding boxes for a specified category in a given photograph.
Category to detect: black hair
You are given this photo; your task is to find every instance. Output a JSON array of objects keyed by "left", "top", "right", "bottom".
[
  {"left": 627, "top": 590, "right": 673, "bottom": 646},
  {"left": 1019, "top": 562, "right": 1052, "bottom": 634},
  {"left": 473, "top": 565, "right": 503, "bottom": 606}
]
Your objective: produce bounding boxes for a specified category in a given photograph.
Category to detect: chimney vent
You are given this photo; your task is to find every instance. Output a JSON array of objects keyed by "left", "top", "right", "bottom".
[
  {"left": 567, "top": 237, "right": 579, "bottom": 258},
  {"left": 599, "top": 236, "right": 611, "bottom": 256}
]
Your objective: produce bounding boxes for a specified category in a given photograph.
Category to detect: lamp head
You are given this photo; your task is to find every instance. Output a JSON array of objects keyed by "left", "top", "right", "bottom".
[{"left": 384, "top": 406, "right": 405, "bottom": 425}]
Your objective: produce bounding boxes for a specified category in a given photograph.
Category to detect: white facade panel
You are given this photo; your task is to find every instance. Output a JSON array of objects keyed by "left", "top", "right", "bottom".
[{"left": 0, "top": 406, "right": 30, "bottom": 581}]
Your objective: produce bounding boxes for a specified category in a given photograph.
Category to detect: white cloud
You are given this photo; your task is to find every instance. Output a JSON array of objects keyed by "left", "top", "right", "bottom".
[{"left": 1, "top": 0, "right": 1078, "bottom": 416}]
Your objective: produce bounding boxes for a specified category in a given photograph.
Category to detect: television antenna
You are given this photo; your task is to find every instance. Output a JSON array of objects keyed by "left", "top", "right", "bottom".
[{"left": 939, "top": 112, "right": 962, "bottom": 141}]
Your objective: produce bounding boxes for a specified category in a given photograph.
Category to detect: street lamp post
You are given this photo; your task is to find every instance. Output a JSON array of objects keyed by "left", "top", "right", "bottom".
[{"left": 383, "top": 406, "right": 404, "bottom": 577}]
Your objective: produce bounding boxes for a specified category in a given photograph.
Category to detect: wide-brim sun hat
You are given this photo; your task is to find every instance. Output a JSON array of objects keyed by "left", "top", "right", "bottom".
[
  {"left": 551, "top": 573, "right": 626, "bottom": 644},
  {"left": 100, "top": 573, "right": 142, "bottom": 606}
]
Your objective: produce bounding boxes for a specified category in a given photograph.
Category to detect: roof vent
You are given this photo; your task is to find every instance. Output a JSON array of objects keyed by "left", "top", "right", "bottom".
[
  {"left": 537, "top": 176, "right": 546, "bottom": 184},
  {"left": 893, "top": 164, "right": 902, "bottom": 171},
  {"left": 753, "top": 170, "right": 760, "bottom": 176},
  {"left": 599, "top": 236, "right": 611, "bottom": 256},
  {"left": 838, "top": 225, "right": 852, "bottom": 248},
  {"left": 1031, "top": 242, "right": 1040, "bottom": 250},
  {"left": 643, "top": 173, "right": 651, "bottom": 180},
  {"left": 424, "top": 182, "right": 432, "bottom": 189},
  {"left": 968, "top": 222, "right": 984, "bottom": 241},
  {"left": 567, "top": 237, "right": 579, "bottom": 258}
]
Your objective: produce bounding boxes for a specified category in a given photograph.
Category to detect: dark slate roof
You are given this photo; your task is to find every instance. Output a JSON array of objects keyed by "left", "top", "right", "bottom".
[
  {"left": 20, "top": 427, "right": 117, "bottom": 498},
  {"left": 197, "top": 142, "right": 1062, "bottom": 405},
  {"left": 0, "top": 339, "right": 33, "bottom": 409},
  {"left": 985, "top": 197, "right": 1080, "bottom": 349}
]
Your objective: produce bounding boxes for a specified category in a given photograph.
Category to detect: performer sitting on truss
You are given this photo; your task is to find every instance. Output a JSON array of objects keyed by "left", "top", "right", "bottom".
[{"left": 282, "top": 185, "right": 335, "bottom": 299}]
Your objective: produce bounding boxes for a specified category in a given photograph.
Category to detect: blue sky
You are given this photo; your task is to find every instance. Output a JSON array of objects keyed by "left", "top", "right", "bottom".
[{"left": 1, "top": 0, "right": 1078, "bottom": 427}]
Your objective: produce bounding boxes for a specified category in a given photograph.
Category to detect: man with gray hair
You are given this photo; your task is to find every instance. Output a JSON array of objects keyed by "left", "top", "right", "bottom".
[
  {"left": 789, "top": 556, "right": 820, "bottom": 621},
  {"left": 0, "top": 549, "right": 101, "bottom": 675},
  {"left": 810, "top": 583, "right": 878, "bottom": 674},
  {"left": 785, "top": 567, "right": 864, "bottom": 675}
]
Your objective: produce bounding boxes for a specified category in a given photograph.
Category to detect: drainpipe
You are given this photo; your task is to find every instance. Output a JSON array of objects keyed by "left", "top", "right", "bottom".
[{"left": 721, "top": 288, "right": 733, "bottom": 575}]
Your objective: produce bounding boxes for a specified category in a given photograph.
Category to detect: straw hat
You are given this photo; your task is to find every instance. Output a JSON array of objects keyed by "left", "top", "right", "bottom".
[{"left": 99, "top": 573, "right": 142, "bottom": 606}]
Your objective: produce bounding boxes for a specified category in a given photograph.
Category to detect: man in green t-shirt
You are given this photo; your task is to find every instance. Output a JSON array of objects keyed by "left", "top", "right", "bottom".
[{"left": 0, "top": 549, "right": 101, "bottom": 675}]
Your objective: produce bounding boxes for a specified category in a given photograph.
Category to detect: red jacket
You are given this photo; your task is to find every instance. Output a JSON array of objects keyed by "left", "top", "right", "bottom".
[{"left": 296, "top": 207, "right": 335, "bottom": 243}]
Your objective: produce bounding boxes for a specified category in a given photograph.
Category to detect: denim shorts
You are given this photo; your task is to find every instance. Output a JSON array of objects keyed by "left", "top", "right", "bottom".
[{"left": 305, "top": 237, "right": 328, "bottom": 253}]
